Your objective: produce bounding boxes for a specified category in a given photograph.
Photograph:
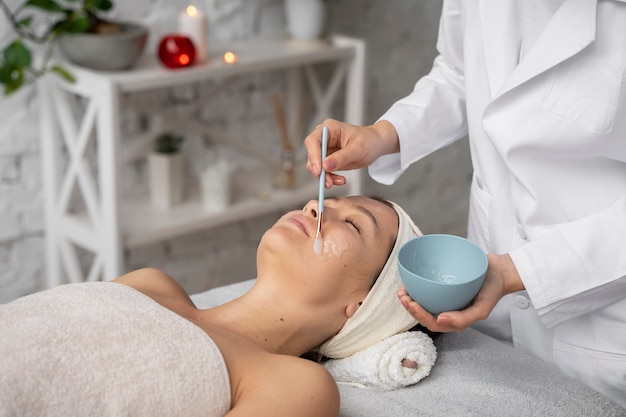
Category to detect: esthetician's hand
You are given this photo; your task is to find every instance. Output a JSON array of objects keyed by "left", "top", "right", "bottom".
[
  {"left": 397, "top": 253, "right": 525, "bottom": 333},
  {"left": 304, "top": 119, "right": 400, "bottom": 189}
]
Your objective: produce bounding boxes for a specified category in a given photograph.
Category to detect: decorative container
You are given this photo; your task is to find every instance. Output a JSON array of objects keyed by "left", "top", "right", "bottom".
[
  {"left": 148, "top": 151, "right": 184, "bottom": 210},
  {"left": 59, "top": 22, "right": 148, "bottom": 71},
  {"left": 284, "top": 0, "right": 328, "bottom": 41},
  {"left": 200, "top": 159, "right": 233, "bottom": 212}
]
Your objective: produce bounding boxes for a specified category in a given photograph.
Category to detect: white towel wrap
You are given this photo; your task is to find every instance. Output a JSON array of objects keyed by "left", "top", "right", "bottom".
[
  {"left": 318, "top": 201, "right": 423, "bottom": 359},
  {"left": 0, "top": 282, "right": 231, "bottom": 417},
  {"left": 324, "top": 331, "right": 437, "bottom": 390}
]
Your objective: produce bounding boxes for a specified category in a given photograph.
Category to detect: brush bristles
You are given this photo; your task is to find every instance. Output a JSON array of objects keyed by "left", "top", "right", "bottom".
[{"left": 314, "top": 213, "right": 324, "bottom": 255}]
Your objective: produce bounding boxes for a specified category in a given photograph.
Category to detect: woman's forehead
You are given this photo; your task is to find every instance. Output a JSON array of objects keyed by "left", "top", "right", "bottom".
[
  {"left": 342, "top": 196, "right": 399, "bottom": 238},
  {"left": 345, "top": 196, "right": 395, "bottom": 215}
]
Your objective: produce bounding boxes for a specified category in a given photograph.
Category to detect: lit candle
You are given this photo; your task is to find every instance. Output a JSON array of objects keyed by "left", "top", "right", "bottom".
[
  {"left": 223, "top": 51, "right": 238, "bottom": 64},
  {"left": 178, "top": 5, "right": 208, "bottom": 63}
]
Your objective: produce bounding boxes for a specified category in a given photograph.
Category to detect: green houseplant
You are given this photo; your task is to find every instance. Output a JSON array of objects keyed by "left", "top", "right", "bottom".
[
  {"left": 0, "top": 0, "right": 115, "bottom": 94},
  {"left": 0, "top": 0, "right": 147, "bottom": 96},
  {"left": 153, "top": 132, "right": 184, "bottom": 154}
]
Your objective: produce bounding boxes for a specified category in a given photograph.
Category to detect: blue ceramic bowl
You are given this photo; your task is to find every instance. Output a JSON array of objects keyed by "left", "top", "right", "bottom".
[{"left": 398, "top": 234, "right": 488, "bottom": 315}]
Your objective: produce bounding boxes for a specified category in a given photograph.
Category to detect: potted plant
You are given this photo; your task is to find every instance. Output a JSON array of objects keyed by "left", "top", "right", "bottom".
[
  {"left": 284, "top": 0, "right": 329, "bottom": 42},
  {"left": 0, "top": 0, "right": 147, "bottom": 96},
  {"left": 149, "top": 132, "right": 185, "bottom": 211}
]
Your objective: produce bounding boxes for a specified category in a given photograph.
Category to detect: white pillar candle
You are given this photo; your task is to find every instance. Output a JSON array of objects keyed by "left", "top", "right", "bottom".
[
  {"left": 178, "top": 5, "right": 208, "bottom": 63},
  {"left": 200, "top": 159, "right": 232, "bottom": 212}
]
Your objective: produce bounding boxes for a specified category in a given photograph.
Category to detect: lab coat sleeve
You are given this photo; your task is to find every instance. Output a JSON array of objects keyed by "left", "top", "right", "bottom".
[
  {"left": 509, "top": 197, "right": 626, "bottom": 329},
  {"left": 369, "top": 0, "right": 469, "bottom": 185}
]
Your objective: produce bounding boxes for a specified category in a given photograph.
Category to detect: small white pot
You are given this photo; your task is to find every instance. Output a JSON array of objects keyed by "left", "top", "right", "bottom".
[
  {"left": 284, "top": 0, "right": 328, "bottom": 41},
  {"left": 148, "top": 151, "right": 184, "bottom": 210}
]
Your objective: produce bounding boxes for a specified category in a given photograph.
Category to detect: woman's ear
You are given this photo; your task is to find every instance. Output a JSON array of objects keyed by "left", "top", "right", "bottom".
[{"left": 345, "top": 301, "right": 363, "bottom": 318}]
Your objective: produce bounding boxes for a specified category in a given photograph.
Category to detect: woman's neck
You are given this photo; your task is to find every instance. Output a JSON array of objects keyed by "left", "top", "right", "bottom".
[{"left": 199, "top": 284, "right": 340, "bottom": 357}]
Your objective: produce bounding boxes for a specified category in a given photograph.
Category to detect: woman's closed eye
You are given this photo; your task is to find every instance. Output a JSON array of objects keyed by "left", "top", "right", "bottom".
[{"left": 345, "top": 217, "right": 362, "bottom": 234}]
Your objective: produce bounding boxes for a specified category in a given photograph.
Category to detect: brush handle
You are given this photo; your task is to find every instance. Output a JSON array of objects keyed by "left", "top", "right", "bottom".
[{"left": 318, "top": 126, "right": 328, "bottom": 214}]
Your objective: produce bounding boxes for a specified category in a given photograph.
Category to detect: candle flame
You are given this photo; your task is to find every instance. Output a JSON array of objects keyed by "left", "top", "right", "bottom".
[
  {"left": 186, "top": 5, "right": 198, "bottom": 16},
  {"left": 223, "top": 51, "right": 238, "bottom": 64},
  {"left": 179, "top": 54, "right": 191, "bottom": 65}
]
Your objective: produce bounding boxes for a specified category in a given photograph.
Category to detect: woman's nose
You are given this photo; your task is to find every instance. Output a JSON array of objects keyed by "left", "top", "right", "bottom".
[{"left": 304, "top": 199, "right": 321, "bottom": 218}]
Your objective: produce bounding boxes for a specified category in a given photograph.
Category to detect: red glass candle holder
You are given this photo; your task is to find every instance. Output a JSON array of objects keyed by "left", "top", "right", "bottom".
[{"left": 158, "top": 35, "right": 196, "bottom": 69}]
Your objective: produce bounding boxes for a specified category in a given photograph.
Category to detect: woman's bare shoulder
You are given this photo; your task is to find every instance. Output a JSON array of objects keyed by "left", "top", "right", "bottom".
[
  {"left": 112, "top": 268, "right": 192, "bottom": 305},
  {"left": 228, "top": 354, "right": 339, "bottom": 417}
]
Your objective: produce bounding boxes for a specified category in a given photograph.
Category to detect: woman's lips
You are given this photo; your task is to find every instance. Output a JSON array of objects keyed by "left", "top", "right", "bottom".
[{"left": 286, "top": 214, "right": 311, "bottom": 237}]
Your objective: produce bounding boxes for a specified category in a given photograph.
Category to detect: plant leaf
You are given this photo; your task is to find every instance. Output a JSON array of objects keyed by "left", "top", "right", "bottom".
[
  {"left": 85, "top": 0, "right": 113, "bottom": 12},
  {"left": 50, "top": 65, "right": 75, "bottom": 83},
  {"left": 0, "top": 65, "right": 15, "bottom": 84},
  {"left": 24, "top": 0, "right": 65, "bottom": 13},
  {"left": 3, "top": 40, "right": 32, "bottom": 68},
  {"left": 51, "top": 18, "right": 68, "bottom": 34},
  {"left": 17, "top": 16, "right": 34, "bottom": 28},
  {"left": 2, "top": 68, "right": 25, "bottom": 96},
  {"left": 65, "top": 15, "right": 90, "bottom": 33},
  {"left": 51, "top": 14, "right": 88, "bottom": 35}
]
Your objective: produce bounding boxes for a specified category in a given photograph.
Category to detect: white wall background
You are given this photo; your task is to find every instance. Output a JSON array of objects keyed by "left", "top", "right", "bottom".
[{"left": 0, "top": 0, "right": 471, "bottom": 303}]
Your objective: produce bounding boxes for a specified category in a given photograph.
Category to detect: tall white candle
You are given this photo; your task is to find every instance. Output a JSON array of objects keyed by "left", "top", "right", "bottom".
[{"left": 178, "top": 5, "right": 208, "bottom": 63}]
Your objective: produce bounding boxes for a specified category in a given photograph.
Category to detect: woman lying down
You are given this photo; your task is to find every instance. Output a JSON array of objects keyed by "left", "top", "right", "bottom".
[{"left": 0, "top": 196, "right": 422, "bottom": 417}]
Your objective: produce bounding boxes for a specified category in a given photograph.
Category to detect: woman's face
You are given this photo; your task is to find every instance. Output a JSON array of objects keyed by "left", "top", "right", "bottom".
[{"left": 257, "top": 196, "right": 398, "bottom": 306}]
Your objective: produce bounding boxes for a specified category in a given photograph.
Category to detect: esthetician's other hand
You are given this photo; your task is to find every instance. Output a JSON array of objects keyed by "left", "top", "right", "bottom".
[
  {"left": 397, "top": 253, "right": 525, "bottom": 333},
  {"left": 304, "top": 119, "right": 400, "bottom": 189}
]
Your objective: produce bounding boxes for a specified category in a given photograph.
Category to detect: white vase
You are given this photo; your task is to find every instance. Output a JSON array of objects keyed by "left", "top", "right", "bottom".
[
  {"left": 284, "top": 0, "right": 327, "bottom": 41},
  {"left": 148, "top": 151, "right": 184, "bottom": 210}
]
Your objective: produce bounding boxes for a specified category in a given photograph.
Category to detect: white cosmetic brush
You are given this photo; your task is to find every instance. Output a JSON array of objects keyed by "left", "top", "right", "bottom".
[{"left": 314, "top": 126, "right": 329, "bottom": 255}]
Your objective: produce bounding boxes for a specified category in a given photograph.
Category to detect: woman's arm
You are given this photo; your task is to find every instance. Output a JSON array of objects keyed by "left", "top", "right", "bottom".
[
  {"left": 509, "top": 198, "right": 626, "bottom": 328},
  {"left": 369, "top": 0, "right": 468, "bottom": 185}
]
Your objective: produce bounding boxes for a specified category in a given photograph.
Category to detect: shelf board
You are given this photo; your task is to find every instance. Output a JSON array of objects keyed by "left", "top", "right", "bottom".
[
  {"left": 64, "top": 36, "right": 357, "bottom": 93},
  {"left": 120, "top": 182, "right": 350, "bottom": 248}
]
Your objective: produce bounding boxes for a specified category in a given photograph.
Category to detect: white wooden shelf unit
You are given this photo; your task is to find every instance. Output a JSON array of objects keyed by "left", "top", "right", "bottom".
[{"left": 39, "top": 35, "right": 367, "bottom": 286}]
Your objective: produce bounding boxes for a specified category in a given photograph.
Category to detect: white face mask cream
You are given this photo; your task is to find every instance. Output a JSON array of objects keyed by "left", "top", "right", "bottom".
[
  {"left": 317, "top": 230, "right": 351, "bottom": 260},
  {"left": 314, "top": 235, "right": 323, "bottom": 255}
]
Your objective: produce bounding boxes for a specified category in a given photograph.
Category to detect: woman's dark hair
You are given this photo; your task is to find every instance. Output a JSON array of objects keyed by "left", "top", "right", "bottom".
[{"left": 367, "top": 196, "right": 397, "bottom": 290}]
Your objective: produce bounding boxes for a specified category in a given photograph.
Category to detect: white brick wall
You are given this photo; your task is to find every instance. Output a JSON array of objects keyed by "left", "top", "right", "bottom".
[{"left": 0, "top": 0, "right": 470, "bottom": 304}]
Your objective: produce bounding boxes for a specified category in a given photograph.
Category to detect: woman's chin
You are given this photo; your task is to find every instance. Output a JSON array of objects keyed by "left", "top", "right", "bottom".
[{"left": 257, "top": 230, "right": 303, "bottom": 266}]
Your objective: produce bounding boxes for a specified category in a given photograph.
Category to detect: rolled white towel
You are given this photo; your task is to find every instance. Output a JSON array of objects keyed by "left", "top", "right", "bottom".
[{"left": 324, "top": 331, "right": 437, "bottom": 390}]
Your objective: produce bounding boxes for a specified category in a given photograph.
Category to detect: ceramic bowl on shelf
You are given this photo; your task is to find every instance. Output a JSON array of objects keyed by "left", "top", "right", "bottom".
[
  {"left": 398, "top": 234, "right": 488, "bottom": 315},
  {"left": 59, "top": 22, "right": 148, "bottom": 71}
]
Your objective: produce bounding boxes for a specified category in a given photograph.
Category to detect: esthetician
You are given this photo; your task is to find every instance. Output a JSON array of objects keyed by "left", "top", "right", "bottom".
[{"left": 304, "top": 0, "right": 626, "bottom": 408}]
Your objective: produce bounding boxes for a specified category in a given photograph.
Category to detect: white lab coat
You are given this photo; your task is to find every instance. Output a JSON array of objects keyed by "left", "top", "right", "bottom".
[{"left": 370, "top": 0, "right": 626, "bottom": 407}]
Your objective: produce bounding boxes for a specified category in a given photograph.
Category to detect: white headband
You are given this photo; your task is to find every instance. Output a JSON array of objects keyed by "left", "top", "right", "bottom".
[{"left": 317, "top": 201, "right": 422, "bottom": 359}]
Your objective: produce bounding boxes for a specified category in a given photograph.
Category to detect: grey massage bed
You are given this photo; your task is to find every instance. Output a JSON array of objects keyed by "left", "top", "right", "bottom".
[{"left": 192, "top": 280, "right": 625, "bottom": 417}]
